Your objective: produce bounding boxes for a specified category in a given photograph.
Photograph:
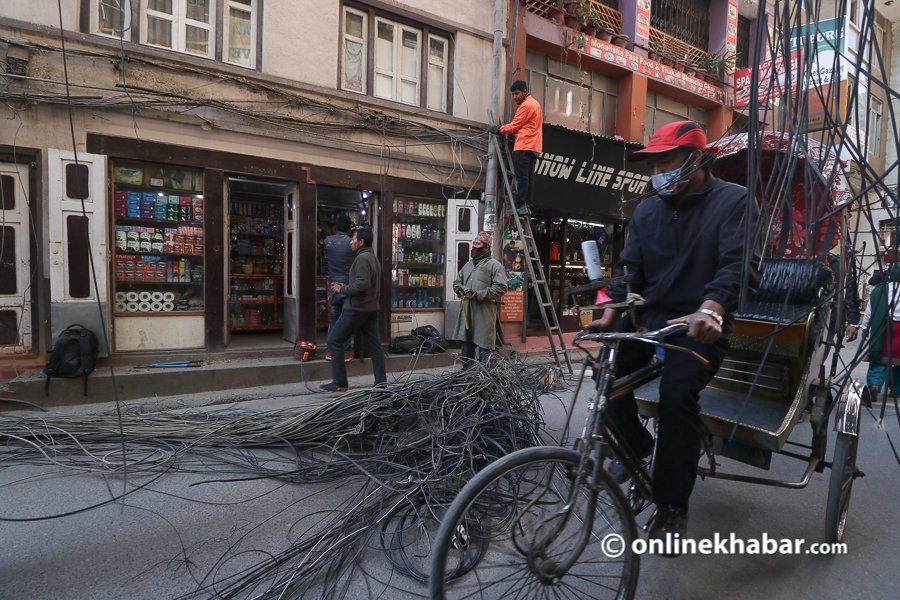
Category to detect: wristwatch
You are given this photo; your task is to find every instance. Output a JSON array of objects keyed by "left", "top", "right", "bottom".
[{"left": 698, "top": 308, "right": 723, "bottom": 326}]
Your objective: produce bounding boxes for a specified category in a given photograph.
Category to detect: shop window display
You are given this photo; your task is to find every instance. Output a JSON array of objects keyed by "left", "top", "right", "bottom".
[
  {"left": 391, "top": 198, "right": 446, "bottom": 310},
  {"left": 111, "top": 162, "right": 205, "bottom": 315}
]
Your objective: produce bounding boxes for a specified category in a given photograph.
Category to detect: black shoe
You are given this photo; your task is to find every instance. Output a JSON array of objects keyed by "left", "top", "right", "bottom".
[
  {"left": 607, "top": 430, "right": 654, "bottom": 484},
  {"left": 647, "top": 504, "right": 688, "bottom": 556},
  {"left": 320, "top": 382, "right": 348, "bottom": 392}
]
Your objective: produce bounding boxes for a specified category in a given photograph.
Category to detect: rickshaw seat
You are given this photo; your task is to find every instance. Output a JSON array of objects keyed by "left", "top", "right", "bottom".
[
  {"left": 733, "top": 258, "right": 832, "bottom": 323},
  {"left": 635, "top": 258, "right": 831, "bottom": 453}
]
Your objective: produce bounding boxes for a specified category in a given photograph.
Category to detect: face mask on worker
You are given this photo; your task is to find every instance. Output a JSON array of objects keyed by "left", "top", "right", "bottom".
[
  {"left": 650, "top": 152, "right": 699, "bottom": 197},
  {"left": 471, "top": 245, "right": 488, "bottom": 260}
]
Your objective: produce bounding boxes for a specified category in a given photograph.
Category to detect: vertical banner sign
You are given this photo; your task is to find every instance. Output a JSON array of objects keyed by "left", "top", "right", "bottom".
[
  {"left": 635, "top": 0, "right": 651, "bottom": 42},
  {"left": 726, "top": 1, "right": 739, "bottom": 56}
]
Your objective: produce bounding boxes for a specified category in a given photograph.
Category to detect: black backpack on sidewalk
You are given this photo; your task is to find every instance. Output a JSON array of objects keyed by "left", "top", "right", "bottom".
[{"left": 43, "top": 324, "right": 99, "bottom": 396}]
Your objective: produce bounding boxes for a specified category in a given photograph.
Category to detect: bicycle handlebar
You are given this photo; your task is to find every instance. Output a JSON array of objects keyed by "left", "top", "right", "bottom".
[
  {"left": 574, "top": 322, "right": 688, "bottom": 344},
  {"left": 574, "top": 322, "right": 708, "bottom": 366}
]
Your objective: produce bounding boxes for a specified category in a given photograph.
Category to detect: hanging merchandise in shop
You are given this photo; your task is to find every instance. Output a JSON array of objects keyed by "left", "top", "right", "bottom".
[{"left": 530, "top": 125, "right": 651, "bottom": 221}]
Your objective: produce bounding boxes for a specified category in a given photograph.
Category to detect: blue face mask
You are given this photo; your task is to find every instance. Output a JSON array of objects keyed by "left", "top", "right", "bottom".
[{"left": 650, "top": 153, "right": 698, "bottom": 197}]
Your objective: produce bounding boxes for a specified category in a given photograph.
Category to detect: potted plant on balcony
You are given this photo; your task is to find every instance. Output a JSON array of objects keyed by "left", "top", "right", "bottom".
[
  {"left": 713, "top": 51, "right": 737, "bottom": 82},
  {"left": 647, "top": 38, "right": 662, "bottom": 61},
  {"left": 548, "top": 0, "right": 566, "bottom": 25},
  {"left": 580, "top": 6, "right": 601, "bottom": 37},
  {"left": 683, "top": 58, "right": 698, "bottom": 77},
  {"left": 572, "top": 32, "right": 589, "bottom": 50},
  {"left": 597, "top": 27, "right": 615, "bottom": 42},
  {"left": 696, "top": 52, "right": 716, "bottom": 82},
  {"left": 611, "top": 33, "right": 630, "bottom": 48},
  {"left": 564, "top": 1, "right": 581, "bottom": 28}
]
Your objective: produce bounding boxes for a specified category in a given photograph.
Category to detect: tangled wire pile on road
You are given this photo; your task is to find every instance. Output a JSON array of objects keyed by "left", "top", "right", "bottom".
[{"left": 0, "top": 358, "right": 557, "bottom": 598}]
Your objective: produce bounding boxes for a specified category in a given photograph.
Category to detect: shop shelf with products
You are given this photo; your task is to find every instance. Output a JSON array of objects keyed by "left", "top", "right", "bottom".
[
  {"left": 316, "top": 276, "right": 329, "bottom": 331},
  {"left": 390, "top": 198, "right": 447, "bottom": 311},
  {"left": 228, "top": 199, "right": 284, "bottom": 331},
  {"left": 111, "top": 162, "right": 205, "bottom": 316}
]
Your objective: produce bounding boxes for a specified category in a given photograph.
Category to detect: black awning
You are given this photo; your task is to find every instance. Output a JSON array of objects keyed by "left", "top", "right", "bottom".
[{"left": 531, "top": 125, "right": 650, "bottom": 221}]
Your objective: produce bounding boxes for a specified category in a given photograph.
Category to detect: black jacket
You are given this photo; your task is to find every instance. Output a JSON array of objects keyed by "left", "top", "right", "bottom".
[{"left": 608, "top": 176, "right": 759, "bottom": 335}]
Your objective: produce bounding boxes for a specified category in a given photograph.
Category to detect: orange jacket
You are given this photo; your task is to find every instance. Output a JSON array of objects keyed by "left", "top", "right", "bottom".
[{"left": 499, "top": 95, "right": 543, "bottom": 152}]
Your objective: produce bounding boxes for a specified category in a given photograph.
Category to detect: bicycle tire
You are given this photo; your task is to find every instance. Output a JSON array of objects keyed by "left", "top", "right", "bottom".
[
  {"left": 430, "top": 445, "right": 639, "bottom": 599},
  {"left": 825, "top": 427, "right": 859, "bottom": 543}
]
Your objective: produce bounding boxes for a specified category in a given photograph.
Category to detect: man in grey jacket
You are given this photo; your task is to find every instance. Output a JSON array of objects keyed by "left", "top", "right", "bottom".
[
  {"left": 448, "top": 231, "right": 508, "bottom": 365},
  {"left": 320, "top": 227, "right": 386, "bottom": 392}
]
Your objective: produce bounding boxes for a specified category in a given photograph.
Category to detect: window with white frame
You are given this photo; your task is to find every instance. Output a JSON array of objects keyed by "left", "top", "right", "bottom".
[
  {"left": 225, "top": 0, "right": 256, "bottom": 68},
  {"left": 141, "top": 0, "right": 215, "bottom": 58},
  {"left": 427, "top": 35, "right": 448, "bottom": 112},
  {"left": 342, "top": 7, "right": 368, "bottom": 93},
  {"left": 88, "top": 0, "right": 259, "bottom": 68},
  {"left": 340, "top": 5, "right": 450, "bottom": 112},
  {"left": 91, "top": 0, "right": 132, "bottom": 39},
  {"left": 374, "top": 18, "right": 420, "bottom": 105},
  {"left": 870, "top": 96, "right": 883, "bottom": 156}
]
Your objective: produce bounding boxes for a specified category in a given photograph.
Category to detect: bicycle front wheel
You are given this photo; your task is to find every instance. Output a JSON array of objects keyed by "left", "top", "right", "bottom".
[{"left": 430, "top": 446, "right": 639, "bottom": 599}]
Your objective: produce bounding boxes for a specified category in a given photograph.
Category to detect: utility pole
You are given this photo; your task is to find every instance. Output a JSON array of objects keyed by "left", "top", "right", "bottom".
[{"left": 483, "top": 0, "right": 504, "bottom": 236}]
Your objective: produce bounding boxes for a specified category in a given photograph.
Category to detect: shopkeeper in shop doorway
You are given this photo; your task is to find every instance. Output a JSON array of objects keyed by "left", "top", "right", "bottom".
[{"left": 324, "top": 214, "right": 355, "bottom": 361}]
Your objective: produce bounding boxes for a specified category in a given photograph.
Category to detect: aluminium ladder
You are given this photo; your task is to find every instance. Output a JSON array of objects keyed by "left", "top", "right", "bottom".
[{"left": 491, "top": 135, "right": 573, "bottom": 374}]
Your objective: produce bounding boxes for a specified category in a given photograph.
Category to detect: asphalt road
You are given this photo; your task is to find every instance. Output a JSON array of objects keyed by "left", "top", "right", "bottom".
[{"left": 1, "top": 348, "right": 898, "bottom": 600}]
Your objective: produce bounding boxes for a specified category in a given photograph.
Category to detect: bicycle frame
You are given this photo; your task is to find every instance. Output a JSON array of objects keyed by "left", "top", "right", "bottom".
[{"left": 522, "top": 324, "right": 693, "bottom": 574}]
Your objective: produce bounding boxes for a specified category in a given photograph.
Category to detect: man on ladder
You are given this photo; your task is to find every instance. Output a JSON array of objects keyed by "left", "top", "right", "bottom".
[{"left": 492, "top": 80, "right": 542, "bottom": 216}]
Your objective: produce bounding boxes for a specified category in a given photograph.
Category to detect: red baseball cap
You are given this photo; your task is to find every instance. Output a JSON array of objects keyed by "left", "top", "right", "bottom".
[{"left": 627, "top": 121, "right": 708, "bottom": 161}]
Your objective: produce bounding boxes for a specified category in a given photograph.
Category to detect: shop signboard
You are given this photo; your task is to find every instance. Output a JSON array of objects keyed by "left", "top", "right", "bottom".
[
  {"left": 566, "top": 30, "right": 726, "bottom": 104},
  {"left": 500, "top": 289, "right": 525, "bottom": 322},
  {"left": 530, "top": 125, "right": 650, "bottom": 222},
  {"left": 734, "top": 16, "right": 847, "bottom": 126},
  {"left": 734, "top": 49, "right": 802, "bottom": 108}
]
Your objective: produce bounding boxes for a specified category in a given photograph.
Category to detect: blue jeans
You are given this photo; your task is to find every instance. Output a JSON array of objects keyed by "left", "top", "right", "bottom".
[
  {"left": 328, "top": 292, "right": 351, "bottom": 352},
  {"left": 866, "top": 363, "right": 900, "bottom": 394}
]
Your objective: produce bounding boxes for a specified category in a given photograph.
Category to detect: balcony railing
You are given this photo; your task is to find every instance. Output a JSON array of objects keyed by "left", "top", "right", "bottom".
[
  {"left": 526, "top": 1, "right": 715, "bottom": 69},
  {"left": 526, "top": 1, "right": 622, "bottom": 32}
]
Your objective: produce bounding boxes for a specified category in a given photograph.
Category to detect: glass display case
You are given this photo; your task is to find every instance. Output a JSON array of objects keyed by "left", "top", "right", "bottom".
[
  {"left": 111, "top": 162, "right": 205, "bottom": 315},
  {"left": 391, "top": 198, "right": 447, "bottom": 310}
]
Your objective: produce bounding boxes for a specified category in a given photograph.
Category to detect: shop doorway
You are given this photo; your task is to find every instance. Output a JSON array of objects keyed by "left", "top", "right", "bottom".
[
  {"left": 224, "top": 176, "right": 292, "bottom": 350},
  {"left": 315, "top": 185, "right": 375, "bottom": 346}
]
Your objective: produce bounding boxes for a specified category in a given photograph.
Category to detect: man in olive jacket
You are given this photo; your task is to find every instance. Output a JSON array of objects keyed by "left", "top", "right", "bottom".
[
  {"left": 320, "top": 227, "right": 386, "bottom": 392},
  {"left": 448, "top": 231, "right": 508, "bottom": 365}
]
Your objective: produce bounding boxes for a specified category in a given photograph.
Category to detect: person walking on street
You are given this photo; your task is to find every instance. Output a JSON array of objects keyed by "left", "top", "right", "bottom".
[
  {"left": 848, "top": 263, "right": 900, "bottom": 401},
  {"left": 493, "top": 80, "right": 542, "bottom": 215},
  {"left": 323, "top": 214, "right": 355, "bottom": 361},
  {"left": 320, "top": 227, "right": 386, "bottom": 392},
  {"left": 448, "top": 231, "right": 508, "bottom": 366},
  {"left": 585, "top": 121, "right": 759, "bottom": 550}
]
